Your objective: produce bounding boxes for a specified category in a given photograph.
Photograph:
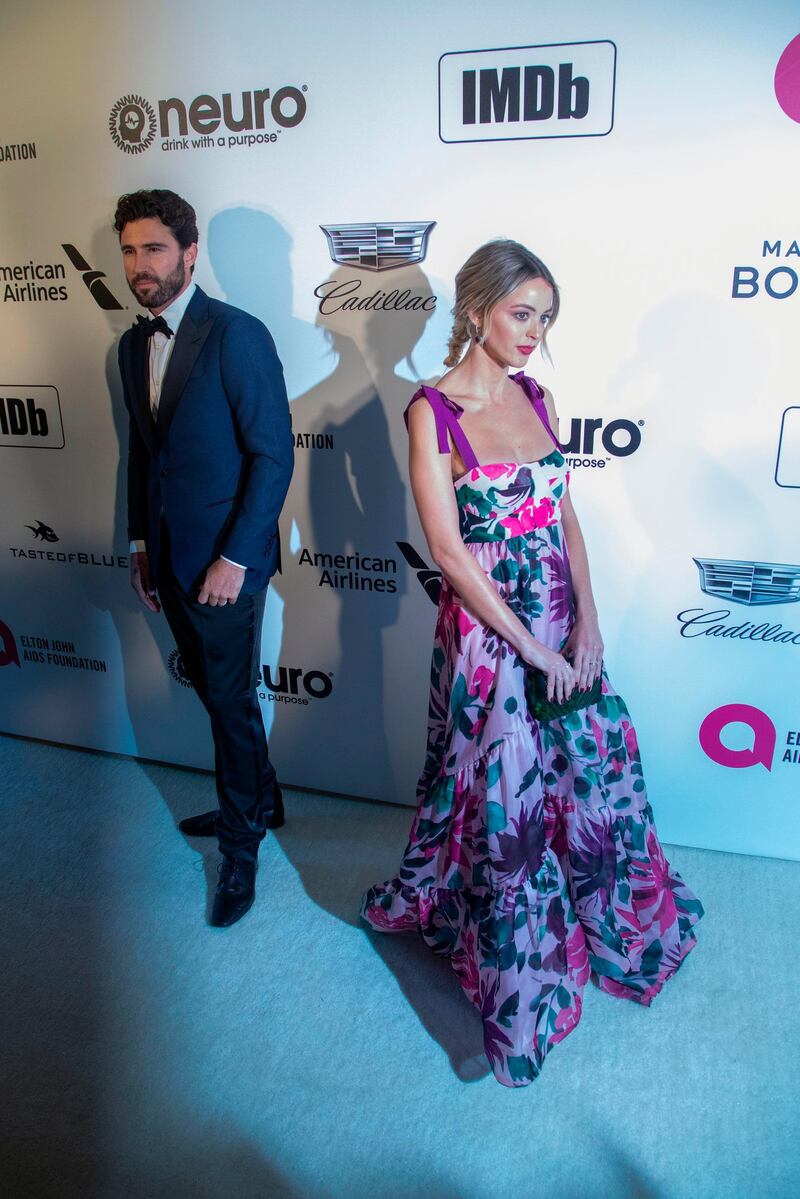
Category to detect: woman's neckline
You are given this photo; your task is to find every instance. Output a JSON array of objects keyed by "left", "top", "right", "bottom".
[
  {"left": 422, "top": 374, "right": 560, "bottom": 482},
  {"left": 453, "top": 451, "right": 563, "bottom": 487}
]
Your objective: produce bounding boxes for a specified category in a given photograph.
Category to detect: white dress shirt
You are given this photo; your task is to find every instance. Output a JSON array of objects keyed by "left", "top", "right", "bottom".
[
  {"left": 147, "top": 280, "right": 196, "bottom": 419},
  {"left": 129, "top": 282, "right": 244, "bottom": 571}
]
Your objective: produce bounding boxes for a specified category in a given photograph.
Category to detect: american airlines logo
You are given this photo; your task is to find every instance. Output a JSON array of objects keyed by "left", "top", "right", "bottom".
[
  {"left": 694, "top": 558, "right": 800, "bottom": 606},
  {"left": 62, "top": 244, "right": 124, "bottom": 311},
  {"left": 320, "top": 222, "right": 436, "bottom": 271},
  {"left": 438, "top": 41, "right": 617, "bottom": 144}
]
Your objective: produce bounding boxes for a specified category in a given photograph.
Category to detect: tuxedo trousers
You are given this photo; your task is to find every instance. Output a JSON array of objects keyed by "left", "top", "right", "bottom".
[{"left": 157, "top": 543, "right": 281, "bottom": 863}]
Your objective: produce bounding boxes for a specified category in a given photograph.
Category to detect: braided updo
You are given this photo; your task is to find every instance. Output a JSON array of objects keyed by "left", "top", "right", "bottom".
[{"left": 443, "top": 239, "right": 560, "bottom": 367}]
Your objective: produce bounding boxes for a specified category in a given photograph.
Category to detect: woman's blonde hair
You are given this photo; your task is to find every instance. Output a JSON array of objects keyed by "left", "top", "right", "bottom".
[{"left": 444, "top": 239, "right": 560, "bottom": 367}]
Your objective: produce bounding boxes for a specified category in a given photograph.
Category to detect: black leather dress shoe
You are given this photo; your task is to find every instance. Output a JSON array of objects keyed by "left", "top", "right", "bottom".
[
  {"left": 178, "top": 785, "right": 285, "bottom": 836},
  {"left": 210, "top": 857, "right": 257, "bottom": 927},
  {"left": 178, "top": 809, "right": 219, "bottom": 836}
]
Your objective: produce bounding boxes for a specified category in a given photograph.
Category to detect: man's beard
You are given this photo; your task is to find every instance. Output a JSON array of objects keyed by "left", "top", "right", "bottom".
[{"left": 130, "top": 258, "right": 186, "bottom": 310}]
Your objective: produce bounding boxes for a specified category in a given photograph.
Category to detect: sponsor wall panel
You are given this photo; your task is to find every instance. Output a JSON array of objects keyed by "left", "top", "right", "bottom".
[{"left": 1, "top": 0, "right": 798, "bottom": 858}]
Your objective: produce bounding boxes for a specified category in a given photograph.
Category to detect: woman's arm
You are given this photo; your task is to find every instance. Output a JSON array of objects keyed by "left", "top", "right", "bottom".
[
  {"left": 408, "top": 399, "right": 576, "bottom": 702},
  {"left": 541, "top": 387, "right": 604, "bottom": 688}
]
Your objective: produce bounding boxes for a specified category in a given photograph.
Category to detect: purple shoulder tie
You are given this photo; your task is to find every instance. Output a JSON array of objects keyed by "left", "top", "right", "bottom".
[
  {"left": 513, "top": 372, "right": 560, "bottom": 449},
  {"left": 404, "top": 385, "right": 479, "bottom": 471}
]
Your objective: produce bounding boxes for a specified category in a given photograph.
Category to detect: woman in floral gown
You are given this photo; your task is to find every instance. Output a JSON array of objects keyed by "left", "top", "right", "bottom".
[{"left": 361, "top": 240, "right": 702, "bottom": 1088}]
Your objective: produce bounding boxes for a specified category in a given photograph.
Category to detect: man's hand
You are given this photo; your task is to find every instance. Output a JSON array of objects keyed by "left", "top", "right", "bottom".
[
  {"left": 198, "top": 558, "right": 246, "bottom": 607},
  {"left": 130, "top": 551, "right": 161, "bottom": 613}
]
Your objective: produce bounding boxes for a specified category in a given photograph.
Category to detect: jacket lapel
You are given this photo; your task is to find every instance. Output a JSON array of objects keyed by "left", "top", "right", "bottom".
[
  {"left": 156, "top": 287, "right": 214, "bottom": 444},
  {"left": 122, "top": 323, "right": 157, "bottom": 457}
]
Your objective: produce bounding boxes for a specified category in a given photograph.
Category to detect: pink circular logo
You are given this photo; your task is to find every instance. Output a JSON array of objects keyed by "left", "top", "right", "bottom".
[
  {"left": 775, "top": 33, "right": 800, "bottom": 122},
  {"left": 699, "top": 704, "right": 776, "bottom": 772}
]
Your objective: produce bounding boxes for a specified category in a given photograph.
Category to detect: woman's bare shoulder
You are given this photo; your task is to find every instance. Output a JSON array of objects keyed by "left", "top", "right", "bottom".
[{"left": 406, "top": 389, "right": 440, "bottom": 440}]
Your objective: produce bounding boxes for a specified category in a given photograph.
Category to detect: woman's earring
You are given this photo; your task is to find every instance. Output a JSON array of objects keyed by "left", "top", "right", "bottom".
[{"left": 471, "top": 321, "right": 483, "bottom": 345}]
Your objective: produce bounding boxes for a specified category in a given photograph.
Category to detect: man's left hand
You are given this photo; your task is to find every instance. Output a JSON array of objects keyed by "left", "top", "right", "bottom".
[{"left": 198, "top": 558, "right": 246, "bottom": 606}]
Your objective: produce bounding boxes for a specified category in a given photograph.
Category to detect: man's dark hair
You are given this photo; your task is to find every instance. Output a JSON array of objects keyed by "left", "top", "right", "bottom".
[{"left": 113, "top": 189, "right": 198, "bottom": 249}]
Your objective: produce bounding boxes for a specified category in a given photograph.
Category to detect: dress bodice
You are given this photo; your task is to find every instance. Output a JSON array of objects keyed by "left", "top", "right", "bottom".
[
  {"left": 405, "top": 372, "right": 569, "bottom": 544},
  {"left": 455, "top": 453, "right": 569, "bottom": 544}
]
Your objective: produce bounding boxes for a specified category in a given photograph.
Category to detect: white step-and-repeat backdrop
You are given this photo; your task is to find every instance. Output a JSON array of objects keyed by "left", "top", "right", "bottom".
[{"left": 1, "top": 1, "right": 799, "bottom": 859}]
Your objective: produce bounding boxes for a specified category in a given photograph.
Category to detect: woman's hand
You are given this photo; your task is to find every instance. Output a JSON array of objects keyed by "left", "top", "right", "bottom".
[
  {"left": 563, "top": 618, "right": 604, "bottom": 690},
  {"left": 520, "top": 637, "right": 577, "bottom": 704}
]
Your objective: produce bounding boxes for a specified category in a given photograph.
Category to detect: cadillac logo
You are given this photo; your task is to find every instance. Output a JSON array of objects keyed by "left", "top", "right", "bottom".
[
  {"left": 694, "top": 557, "right": 800, "bottom": 606},
  {"left": 320, "top": 221, "right": 436, "bottom": 271}
]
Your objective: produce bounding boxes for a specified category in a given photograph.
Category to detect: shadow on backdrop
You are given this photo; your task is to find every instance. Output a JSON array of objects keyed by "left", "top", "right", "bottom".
[
  {"left": 281, "top": 264, "right": 437, "bottom": 792},
  {"left": 273, "top": 256, "right": 489, "bottom": 1078},
  {"left": 207, "top": 206, "right": 332, "bottom": 745},
  {"left": 207, "top": 206, "right": 328, "bottom": 402}
]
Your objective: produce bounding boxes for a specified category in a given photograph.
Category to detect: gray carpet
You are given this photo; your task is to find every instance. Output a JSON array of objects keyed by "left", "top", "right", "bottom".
[{"left": 2, "top": 733, "right": 799, "bottom": 1199}]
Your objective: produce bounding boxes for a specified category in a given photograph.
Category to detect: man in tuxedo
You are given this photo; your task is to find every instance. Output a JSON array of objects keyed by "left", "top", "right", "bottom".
[{"left": 115, "top": 189, "right": 293, "bottom": 927}]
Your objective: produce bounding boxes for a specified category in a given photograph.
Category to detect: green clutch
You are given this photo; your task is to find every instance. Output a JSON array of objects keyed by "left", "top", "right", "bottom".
[{"left": 526, "top": 666, "right": 602, "bottom": 721}]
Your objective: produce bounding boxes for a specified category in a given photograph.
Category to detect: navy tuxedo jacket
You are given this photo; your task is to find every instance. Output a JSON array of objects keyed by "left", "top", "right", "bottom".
[{"left": 119, "top": 286, "right": 293, "bottom": 596}]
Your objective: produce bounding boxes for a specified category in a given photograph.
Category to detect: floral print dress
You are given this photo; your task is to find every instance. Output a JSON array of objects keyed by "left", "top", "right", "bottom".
[{"left": 361, "top": 373, "right": 703, "bottom": 1088}]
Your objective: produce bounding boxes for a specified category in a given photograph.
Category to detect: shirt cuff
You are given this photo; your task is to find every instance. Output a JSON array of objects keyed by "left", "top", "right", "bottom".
[
  {"left": 130, "top": 540, "right": 147, "bottom": 554},
  {"left": 221, "top": 555, "right": 246, "bottom": 571}
]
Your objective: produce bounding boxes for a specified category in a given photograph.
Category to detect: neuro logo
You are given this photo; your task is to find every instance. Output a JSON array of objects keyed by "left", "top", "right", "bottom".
[
  {"left": 775, "top": 407, "right": 800, "bottom": 488},
  {"left": 693, "top": 557, "right": 800, "bottom": 606},
  {"left": 168, "top": 649, "right": 193, "bottom": 688},
  {"left": 775, "top": 34, "right": 800, "bottom": 124},
  {"left": 439, "top": 41, "right": 616, "bottom": 143},
  {"left": 560, "top": 416, "right": 643, "bottom": 463},
  {"left": 699, "top": 704, "right": 776, "bottom": 772},
  {"left": 0, "top": 619, "right": 20, "bottom": 668},
  {"left": 26, "top": 520, "right": 59, "bottom": 543},
  {"left": 61, "top": 245, "right": 124, "bottom": 311},
  {"left": 397, "top": 542, "right": 442, "bottom": 606},
  {"left": 108, "top": 86, "right": 307, "bottom": 155},
  {"left": 320, "top": 223, "right": 436, "bottom": 272},
  {"left": 108, "top": 94, "right": 157, "bottom": 154},
  {"left": 259, "top": 665, "right": 333, "bottom": 705}
]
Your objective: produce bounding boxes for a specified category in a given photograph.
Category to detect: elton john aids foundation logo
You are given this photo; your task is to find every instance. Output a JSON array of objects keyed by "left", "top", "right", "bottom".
[
  {"left": 775, "top": 34, "right": 800, "bottom": 123},
  {"left": 0, "top": 620, "right": 21, "bottom": 668},
  {"left": 108, "top": 95, "right": 157, "bottom": 154},
  {"left": 699, "top": 705, "right": 776, "bottom": 771}
]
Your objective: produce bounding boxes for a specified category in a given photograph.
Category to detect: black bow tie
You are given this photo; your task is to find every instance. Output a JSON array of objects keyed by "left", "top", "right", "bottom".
[{"left": 136, "top": 314, "right": 173, "bottom": 339}]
